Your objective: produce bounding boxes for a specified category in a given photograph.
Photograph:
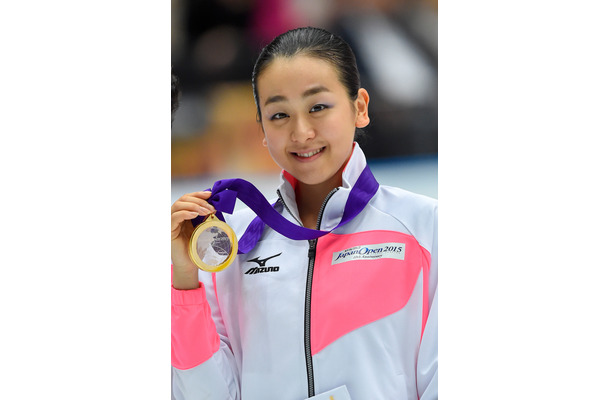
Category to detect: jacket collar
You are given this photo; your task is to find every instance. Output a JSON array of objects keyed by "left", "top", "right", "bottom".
[{"left": 277, "top": 142, "right": 369, "bottom": 230}]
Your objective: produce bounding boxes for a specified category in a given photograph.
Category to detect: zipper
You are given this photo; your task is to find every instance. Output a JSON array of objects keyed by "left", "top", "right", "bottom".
[
  {"left": 277, "top": 187, "right": 339, "bottom": 397},
  {"left": 303, "top": 187, "right": 338, "bottom": 397},
  {"left": 304, "top": 239, "right": 317, "bottom": 397}
]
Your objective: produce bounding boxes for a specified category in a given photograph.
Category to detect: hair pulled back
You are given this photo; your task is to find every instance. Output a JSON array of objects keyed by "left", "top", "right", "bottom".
[{"left": 252, "top": 27, "right": 361, "bottom": 122}]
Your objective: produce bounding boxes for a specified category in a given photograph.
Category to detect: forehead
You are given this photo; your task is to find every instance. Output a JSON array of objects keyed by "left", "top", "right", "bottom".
[{"left": 257, "top": 54, "right": 343, "bottom": 95}]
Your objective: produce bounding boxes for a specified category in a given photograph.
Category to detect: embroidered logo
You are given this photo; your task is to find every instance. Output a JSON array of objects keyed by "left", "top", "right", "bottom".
[
  {"left": 245, "top": 253, "right": 281, "bottom": 274},
  {"left": 331, "top": 243, "right": 406, "bottom": 265}
]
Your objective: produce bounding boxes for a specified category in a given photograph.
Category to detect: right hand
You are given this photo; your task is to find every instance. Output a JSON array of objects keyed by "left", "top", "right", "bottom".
[{"left": 171, "top": 191, "right": 216, "bottom": 289}]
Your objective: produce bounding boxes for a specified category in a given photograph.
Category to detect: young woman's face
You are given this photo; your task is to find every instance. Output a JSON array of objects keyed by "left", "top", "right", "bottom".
[{"left": 257, "top": 54, "right": 369, "bottom": 187}]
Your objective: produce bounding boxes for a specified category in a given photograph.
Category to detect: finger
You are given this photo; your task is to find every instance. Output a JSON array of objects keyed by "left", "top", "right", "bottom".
[
  {"left": 173, "top": 199, "right": 214, "bottom": 214},
  {"left": 173, "top": 192, "right": 216, "bottom": 213},
  {"left": 183, "top": 191, "right": 213, "bottom": 201},
  {"left": 171, "top": 210, "right": 200, "bottom": 233},
  {"left": 182, "top": 195, "right": 216, "bottom": 212},
  {"left": 172, "top": 192, "right": 216, "bottom": 211},
  {"left": 172, "top": 201, "right": 214, "bottom": 217}
]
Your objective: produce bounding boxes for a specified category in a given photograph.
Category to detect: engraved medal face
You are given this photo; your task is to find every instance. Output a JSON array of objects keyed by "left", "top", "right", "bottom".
[{"left": 189, "top": 214, "right": 238, "bottom": 272}]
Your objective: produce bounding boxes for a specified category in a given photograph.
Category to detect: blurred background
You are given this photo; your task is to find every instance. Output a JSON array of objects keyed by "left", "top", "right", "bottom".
[{"left": 171, "top": 0, "right": 438, "bottom": 203}]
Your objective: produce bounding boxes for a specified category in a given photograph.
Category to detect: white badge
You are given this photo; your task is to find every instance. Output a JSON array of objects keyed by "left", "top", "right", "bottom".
[{"left": 304, "top": 385, "right": 351, "bottom": 400}]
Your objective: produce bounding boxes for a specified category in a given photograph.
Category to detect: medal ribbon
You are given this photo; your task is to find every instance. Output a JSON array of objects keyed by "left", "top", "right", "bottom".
[{"left": 192, "top": 165, "right": 379, "bottom": 254}]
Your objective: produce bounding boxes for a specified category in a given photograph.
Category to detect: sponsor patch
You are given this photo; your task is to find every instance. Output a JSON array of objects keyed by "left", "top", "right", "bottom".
[
  {"left": 331, "top": 242, "right": 406, "bottom": 265},
  {"left": 244, "top": 252, "right": 282, "bottom": 275}
]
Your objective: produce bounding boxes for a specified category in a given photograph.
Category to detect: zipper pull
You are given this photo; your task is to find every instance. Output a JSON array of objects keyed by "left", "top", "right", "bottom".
[{"left": 308, "top": 241, "right": 316, "bottom": 259}]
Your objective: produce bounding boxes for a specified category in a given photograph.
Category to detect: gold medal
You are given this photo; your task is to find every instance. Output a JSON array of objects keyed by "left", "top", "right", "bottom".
[{"left": 188, "top": 214, "right": 238, "bottom": 272}]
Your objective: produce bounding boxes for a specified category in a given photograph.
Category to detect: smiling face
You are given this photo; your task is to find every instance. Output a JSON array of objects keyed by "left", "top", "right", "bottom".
[{"left": 257, "top": 54, "right": 370, "bottom": 189}]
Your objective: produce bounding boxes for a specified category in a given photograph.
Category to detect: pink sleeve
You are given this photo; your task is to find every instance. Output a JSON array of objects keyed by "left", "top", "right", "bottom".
[{"left": 171, "top": 282, "right": 221, "bottom": 370}]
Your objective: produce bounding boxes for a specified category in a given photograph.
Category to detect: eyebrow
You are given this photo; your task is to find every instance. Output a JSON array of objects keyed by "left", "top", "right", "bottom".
[{"left": 263, "top": 85, "right": 330, "bottom": 106}]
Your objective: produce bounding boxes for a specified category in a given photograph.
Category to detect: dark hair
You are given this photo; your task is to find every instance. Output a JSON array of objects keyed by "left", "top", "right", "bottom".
[
  {"left": 171, "top": 70, "right": 181, "bottom": 124},
  {"left": 252, "top": 27, "right": 361, "bottom": 123}
]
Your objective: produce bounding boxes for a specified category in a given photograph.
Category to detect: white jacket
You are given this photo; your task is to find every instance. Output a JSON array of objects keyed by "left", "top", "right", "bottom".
[{"left": 172, "top": 143, "right": 438, "bottom": 400}]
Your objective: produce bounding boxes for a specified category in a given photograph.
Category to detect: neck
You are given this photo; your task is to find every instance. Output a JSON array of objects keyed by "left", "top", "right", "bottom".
[{"left": 295, "top": 172, "right": 343, "bottom": 230}]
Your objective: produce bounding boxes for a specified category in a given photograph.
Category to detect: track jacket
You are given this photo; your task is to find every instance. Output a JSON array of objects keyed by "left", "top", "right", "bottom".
[{"left": 172, "top": 143, "right": 438, "bottom": 400}]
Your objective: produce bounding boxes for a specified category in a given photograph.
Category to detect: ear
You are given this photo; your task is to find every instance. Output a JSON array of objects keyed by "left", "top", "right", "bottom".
[
  {"left": 262, "top": 137, "right": 268, "bottom": 147},
  {"left": 354, "top": 88, "right": 370, "bottom": 128}
]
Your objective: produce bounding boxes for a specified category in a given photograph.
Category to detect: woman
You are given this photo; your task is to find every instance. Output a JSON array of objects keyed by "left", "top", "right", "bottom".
[{"left": 171, "top": 27, "right": 437, "bottom": 400}]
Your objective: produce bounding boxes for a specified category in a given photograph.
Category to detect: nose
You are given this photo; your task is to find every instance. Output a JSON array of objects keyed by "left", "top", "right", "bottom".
[{"left": 291, "top": 115, "right": 315, "bottom": 142}]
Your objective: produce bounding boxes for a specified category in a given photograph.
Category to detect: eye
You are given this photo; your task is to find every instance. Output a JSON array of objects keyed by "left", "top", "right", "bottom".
[
  {"left": 270, "top": 112, "right": 288, "bottom": 120},
  {"left": 309, "top": 104, "right": 328, "bottom": 113}
]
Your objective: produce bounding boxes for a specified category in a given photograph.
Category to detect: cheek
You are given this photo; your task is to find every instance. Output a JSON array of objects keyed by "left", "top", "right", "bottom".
[
  {"left": 263, "top": 128, "right": 282, "bottom": 147},
  {"left": 326, "top": 107, "right": 356, "bottom": 130},
  {"left": 261, "top": 121, "right": 283, "bottom": 139},
  {"left": 262, "top": 133, "right": 286, "bottom": 160},
  {"left": 323, "top": 117, "right": 356, "bottom": 142}
]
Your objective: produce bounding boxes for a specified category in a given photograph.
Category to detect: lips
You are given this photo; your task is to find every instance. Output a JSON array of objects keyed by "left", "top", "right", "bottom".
[{"left": 293, "top": 147, "right": 324, "bottom": 158}]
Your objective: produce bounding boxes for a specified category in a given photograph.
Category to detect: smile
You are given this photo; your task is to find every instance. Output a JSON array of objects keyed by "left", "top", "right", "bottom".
[{"left": 294, "top": 148, "right": 324, "bottom": 158}]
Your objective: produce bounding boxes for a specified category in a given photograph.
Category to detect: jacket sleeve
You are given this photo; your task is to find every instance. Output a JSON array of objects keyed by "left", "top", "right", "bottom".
[
  {"left": 417, "top": 204, "right": 438, "bottom": 400},
  {"left": 171, "top": 274, "right": 240, "bottom": 399}
]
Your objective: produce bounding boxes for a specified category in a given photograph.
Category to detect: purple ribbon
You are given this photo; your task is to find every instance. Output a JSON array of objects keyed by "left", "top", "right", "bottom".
[{"left": 192, "top": 165, "right": 379, "bottom": 254}]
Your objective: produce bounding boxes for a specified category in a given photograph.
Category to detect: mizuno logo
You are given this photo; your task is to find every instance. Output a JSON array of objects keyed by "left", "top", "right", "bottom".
[
  {"left": 247, "top": 253, "right": 281, "bottom": 267},
  {"left": 245, "top": 266, "right": 280, "bottom": 274},
  {"left": 245, "top": 253, "right": 282, "bottom": 275}
]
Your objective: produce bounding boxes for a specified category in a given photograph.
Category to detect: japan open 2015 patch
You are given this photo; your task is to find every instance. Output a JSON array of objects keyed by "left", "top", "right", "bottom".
[{"left": 331, "top": 242, "right": 406, "bottom": 265}]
